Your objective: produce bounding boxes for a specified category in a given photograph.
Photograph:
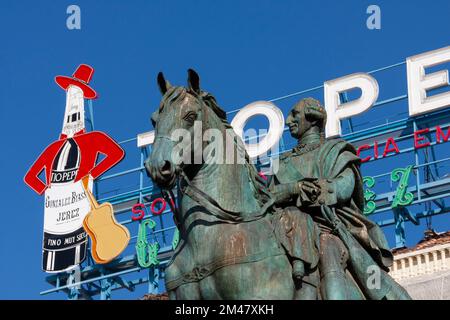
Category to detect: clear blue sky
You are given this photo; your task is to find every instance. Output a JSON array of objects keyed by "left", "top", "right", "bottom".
[{"left": 0, "top": 0, "right": 449, "bottom": 299}]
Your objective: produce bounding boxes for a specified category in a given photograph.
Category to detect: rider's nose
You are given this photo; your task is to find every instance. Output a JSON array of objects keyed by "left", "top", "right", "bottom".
[
  {"left": 286, "top": 115, "right": 292, "bottom": 125},
  {"left": 158, "top": 160, "right": 173, "bottom": 176}
]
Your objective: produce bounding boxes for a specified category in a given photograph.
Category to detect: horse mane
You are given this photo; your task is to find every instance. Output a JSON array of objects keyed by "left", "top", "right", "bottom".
[
  {"left": 199, "top": 91, "right": 227, "bottom": 121},
  {"left": 199, "top": 90, "right": 274, "bottom": 208}
]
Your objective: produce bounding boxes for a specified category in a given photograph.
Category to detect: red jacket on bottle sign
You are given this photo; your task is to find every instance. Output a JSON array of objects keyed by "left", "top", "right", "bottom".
[{"left": 24, "top": 130, "right": 125, "bottom": 195}]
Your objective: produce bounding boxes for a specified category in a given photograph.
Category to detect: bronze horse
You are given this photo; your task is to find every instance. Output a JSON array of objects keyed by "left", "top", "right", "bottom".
[{"left": 145, "top": 70, "right": 316, "bottom": 299}]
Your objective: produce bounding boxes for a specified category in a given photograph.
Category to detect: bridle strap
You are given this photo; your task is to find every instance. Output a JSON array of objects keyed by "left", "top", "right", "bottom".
[
  {"left": 160, "top": 188, "right": 181, "bottom": 230},
  {"left": 154, "top": 135, "right": 175, "bottom": 143}
]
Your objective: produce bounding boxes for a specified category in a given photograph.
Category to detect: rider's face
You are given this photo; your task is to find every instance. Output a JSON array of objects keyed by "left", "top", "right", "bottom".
[{"left": 286, "top": 104, "right": 312, "bottom": 140}]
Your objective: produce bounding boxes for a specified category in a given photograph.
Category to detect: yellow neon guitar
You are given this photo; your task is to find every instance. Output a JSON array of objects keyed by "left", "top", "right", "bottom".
[{"left": 82, "top": 177, "right": 130, "bottom": 264}]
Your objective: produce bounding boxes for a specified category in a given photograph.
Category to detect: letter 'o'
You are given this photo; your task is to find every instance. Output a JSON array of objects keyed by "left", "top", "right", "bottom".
[{"left": 231, "top": 101, "right": 285, "bottom": 158}]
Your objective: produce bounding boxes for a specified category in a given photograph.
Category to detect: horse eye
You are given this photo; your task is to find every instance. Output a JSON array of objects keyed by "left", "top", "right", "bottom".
[{"left": 183, "top": 112, "right": 197, "bottom": 123}]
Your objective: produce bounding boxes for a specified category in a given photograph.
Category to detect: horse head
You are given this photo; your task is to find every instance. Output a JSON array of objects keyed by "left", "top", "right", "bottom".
[{"left": 145, "top": 69, "right": 227, "bottom": 189}]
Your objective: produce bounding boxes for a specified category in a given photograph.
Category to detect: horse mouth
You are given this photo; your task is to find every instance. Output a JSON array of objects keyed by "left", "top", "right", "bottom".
[
  {"left": 152, "top": 168, "right": 177, "bottom": 189},
  {"left": 145, "top": 161, "right": 177, "bottom": 189},
  {"left": 157, "top": 173, "right": 177, "bottom": 189}
]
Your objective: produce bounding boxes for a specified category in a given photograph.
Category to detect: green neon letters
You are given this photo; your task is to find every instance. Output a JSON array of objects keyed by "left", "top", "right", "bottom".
[
  {"left": 391, "top": 165, "right": 414, "bottom": 208},
  {"left": 363, "top": 176, "right": 376, "bottom": 215},
  {"left": 136, "top": 219, "right": 160, "bottom": 268},
  {"left": 362, "top": 165, "right": 415, "bottom": 215}
]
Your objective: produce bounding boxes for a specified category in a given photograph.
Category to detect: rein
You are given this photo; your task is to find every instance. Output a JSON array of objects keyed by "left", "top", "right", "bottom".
[
  {"left": 179, "top": 169, "right": 274, "bottom": 223},
  {"left": 161, "top": 188, "right": 180, "bottom": 227}
]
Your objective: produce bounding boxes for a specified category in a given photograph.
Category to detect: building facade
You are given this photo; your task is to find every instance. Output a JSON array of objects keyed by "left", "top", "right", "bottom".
[{"left": 390, "top": 231, "right": 450, "bottom": 299}]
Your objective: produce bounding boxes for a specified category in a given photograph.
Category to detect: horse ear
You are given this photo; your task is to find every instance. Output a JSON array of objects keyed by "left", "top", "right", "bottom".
[
  {"left": 187, "top": 69, "right": 201, "bottom": 94},
  {"left": 157, "top": 72, "right": 171, "bottom": 95}
]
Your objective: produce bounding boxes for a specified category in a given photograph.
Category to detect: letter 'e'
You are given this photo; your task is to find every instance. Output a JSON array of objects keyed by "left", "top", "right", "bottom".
[{"left": 407, "top": 46, "right": 450, "bottom": 116}]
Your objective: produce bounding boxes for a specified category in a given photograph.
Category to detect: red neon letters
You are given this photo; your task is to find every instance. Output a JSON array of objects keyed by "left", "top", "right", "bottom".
[
  {"left": 131, "top": 197, "right": 168, "bottom": 221},
  {"left": 436, "top": 125, "right": 450, "bottom": 143},
  {"left": 357, "top": 125, "right": 449, "bottom": 163},
  {"left": 150, "top": 198, "right": 166, "bottom": 215},
  {"left": 414, "top": 128, "right": 431, "bottom": 149},
  {"left": 131, "top": 203, "right": 145, "bottom": 221}
]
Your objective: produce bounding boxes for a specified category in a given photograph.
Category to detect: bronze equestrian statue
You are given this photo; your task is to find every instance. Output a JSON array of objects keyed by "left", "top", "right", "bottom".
[{"left": 145, "top": 69, "right": 411, "bottom": 300}]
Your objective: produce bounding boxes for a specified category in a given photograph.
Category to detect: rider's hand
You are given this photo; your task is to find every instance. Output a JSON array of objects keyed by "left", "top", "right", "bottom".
[{"left": 295, "top": 179, "right": 321, "bottom": 206}]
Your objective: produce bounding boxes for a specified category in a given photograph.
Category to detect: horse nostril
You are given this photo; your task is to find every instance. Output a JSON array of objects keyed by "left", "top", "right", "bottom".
[
  {"left": 160, "top": 160, "right": 172, "bottom": 175},
  {"left": 144, "top": 161, "right": 153, "bottom": 178}
]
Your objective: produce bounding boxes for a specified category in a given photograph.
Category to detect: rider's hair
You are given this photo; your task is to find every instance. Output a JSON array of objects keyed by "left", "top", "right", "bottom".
[{"left": 298, "top": 97, "right": 327, "bottom": 143}]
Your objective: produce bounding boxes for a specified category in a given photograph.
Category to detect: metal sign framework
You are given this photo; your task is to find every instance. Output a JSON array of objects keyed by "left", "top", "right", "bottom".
[{"left": 40, "top": 61, "right": 450, "bottom": 299}]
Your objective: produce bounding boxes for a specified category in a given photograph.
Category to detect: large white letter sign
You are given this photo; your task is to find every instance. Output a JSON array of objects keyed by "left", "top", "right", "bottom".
[
  {"left": 230, "top": 101, "right": 284, "bottom": 158},
  {"left": 407, "top": 46, "right": 450, "bottom": 116},
  {"left": 324, "top": 73, "right": 379, "bottom": 137}
]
